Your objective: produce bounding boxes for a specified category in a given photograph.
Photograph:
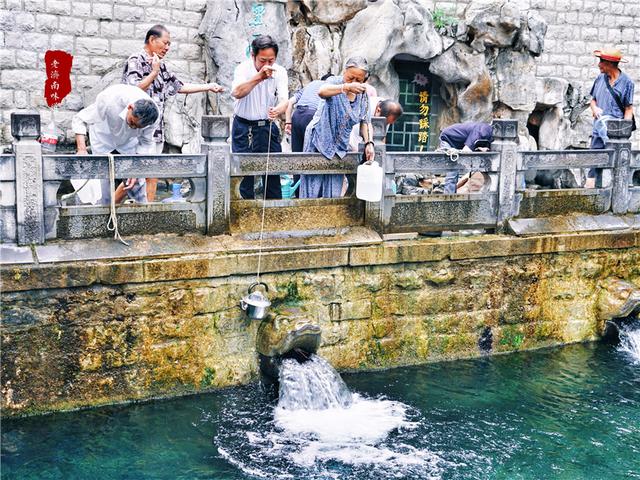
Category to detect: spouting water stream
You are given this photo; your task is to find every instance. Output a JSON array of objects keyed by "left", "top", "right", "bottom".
[{"left": 618, "top": 324, "right": 640, "bottom": 363}]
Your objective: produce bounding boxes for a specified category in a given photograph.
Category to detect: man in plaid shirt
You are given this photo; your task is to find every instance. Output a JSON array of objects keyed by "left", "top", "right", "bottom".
[{"left": 122, "top": 24, "right": 224, "bottom": 201}]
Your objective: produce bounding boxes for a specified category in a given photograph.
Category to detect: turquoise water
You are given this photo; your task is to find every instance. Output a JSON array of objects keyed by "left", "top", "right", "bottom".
[{"left": 2, "top": 341, "right": 639, "bottom": 480}]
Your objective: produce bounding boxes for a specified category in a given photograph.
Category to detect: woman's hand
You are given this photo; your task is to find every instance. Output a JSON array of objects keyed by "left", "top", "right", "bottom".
[
  {"left": 364, "top": 142, "right": 375, "bottom": 163},
  {"left": 343, "top": 82, "right": 367, "bottom": 94}
]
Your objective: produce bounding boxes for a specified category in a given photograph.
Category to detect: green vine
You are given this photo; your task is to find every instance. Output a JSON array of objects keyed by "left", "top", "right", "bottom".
[{"left": 431, "top": 7, "right": 458, "bottom": 30}]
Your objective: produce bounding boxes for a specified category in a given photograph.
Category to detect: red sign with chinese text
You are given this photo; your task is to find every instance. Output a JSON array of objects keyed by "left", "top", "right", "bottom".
[{"left": 44, "top": 50, "right": 73, "bottom": 107}]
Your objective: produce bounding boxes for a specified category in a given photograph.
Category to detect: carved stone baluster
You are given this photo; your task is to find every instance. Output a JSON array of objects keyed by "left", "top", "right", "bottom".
[
  {"left": 202, "top": 115, "right": 231, "bottom": 235},
  {"left": 11, "top": 113, "right": 45, "bottom": 245}
]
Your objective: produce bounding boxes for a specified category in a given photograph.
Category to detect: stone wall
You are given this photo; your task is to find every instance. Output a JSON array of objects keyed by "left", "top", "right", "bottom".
[
  {"left": 0, "top": 0, "right": 208, "bottom": 145},
  {"left": 428, "top": 0, "right": 640, "bottom": 145},
  {"left": 0, "top": 0, "right": 638, "bottom": 147},
  {"left": 2, "top": 232, "right": 639, "bottom": 416}
]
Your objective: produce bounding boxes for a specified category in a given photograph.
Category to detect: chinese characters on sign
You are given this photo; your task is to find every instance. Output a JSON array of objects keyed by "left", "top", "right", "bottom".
[
  {"left": 44, "top": 50, "right": 73, "bottom": 107},
  {"left": 412, "top": 72, "right": 430, "bottom": 152},
  {"left": 246, "top": 2, "right": 265, "bottom": 58},
  {"left": 417, "top": 91, "right": 429, "bottom": 151}
]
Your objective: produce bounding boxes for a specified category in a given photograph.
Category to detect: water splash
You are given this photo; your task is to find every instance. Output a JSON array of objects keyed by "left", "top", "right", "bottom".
[
  {"left": 618, "top": 324, "right": 640, "bottom": 363},
  {"left": 278, "top": 355, "right": 352, "bottom": 410},
  {"left": 214, "top": 354, "right": 444, "bottom": 479}
]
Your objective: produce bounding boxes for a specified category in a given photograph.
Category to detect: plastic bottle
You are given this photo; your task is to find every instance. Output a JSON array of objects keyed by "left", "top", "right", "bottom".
[
  {"left": 356, "top": 161, "right": 383, "bottom": 202},
  {"left": 40, "top": 120, "right": 60, "bottom": 153},
  {"left": 162, "top": 183, "right": 186, "bottom": 202}
]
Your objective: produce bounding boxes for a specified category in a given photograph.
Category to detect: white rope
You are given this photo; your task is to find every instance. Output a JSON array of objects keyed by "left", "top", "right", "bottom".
[
  {"left": 106, "top": 153, "right": 129, "bottom": 246},
  {"left": 255, "top": 120, "right": 273, "bottom": 283}
]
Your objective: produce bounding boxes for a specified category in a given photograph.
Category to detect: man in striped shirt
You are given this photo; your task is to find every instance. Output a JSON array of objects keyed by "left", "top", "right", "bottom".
[{"left": 122, "top": 24, "right": 224, "bottom": 201}]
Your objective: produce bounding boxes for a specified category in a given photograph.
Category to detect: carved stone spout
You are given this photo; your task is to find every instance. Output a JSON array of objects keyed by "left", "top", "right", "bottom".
[{"left": 256, "top": 307, "right": 322, "bottom": 381}]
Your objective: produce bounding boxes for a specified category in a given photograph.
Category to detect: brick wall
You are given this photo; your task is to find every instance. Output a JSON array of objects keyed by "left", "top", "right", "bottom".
[{"left": 0, "top": 0, "right": 208, "bottom": 145}]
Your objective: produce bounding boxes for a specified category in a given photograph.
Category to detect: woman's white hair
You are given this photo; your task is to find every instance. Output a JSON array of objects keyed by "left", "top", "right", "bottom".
[{"left": 344, "top": 56, "right": 370, "bottom": 74}]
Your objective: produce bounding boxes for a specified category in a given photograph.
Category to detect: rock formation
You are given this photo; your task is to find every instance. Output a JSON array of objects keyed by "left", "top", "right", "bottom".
[{"left": 70, "top": 0, "right": 591, "bottom": 152}]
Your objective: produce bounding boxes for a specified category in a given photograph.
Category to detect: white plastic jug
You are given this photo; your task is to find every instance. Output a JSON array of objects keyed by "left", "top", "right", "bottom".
[{"left": 356, "top": 161, "right": 383, "bottom": 202}]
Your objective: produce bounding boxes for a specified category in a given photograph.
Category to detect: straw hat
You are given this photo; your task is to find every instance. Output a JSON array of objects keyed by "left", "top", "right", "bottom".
[{"left": 593, "top": 48, "right": 628, "bottom": 63}]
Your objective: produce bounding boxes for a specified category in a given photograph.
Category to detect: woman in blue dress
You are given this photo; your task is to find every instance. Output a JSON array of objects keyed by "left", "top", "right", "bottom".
[{"left": 300, "top": 57, "right": 376, "bottom": 198}]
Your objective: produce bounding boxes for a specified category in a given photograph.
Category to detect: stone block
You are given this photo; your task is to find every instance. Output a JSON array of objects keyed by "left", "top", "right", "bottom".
[
  {"left": 99, "top": 20, "right": 119, "bottom": 37},
  {"left": 15, "top": 50, "right": 38, "bottom": 69},
  {"left": 76, "top": 37, "right": 110, "bottom": 55},
  {"left": 111, "top": 39, "right": 141, "bottom": 57},
  {"left": 23, "top": 0, "right": 47, "bottom": 12},
  {"left": 14, "top": 12, "right": 35, "bottom": 31},
  {"left": 46, "top": 0, "right": 71, "bottom": 15},
  {"left": 56, "top": 18, "right": 83, "bottom": 35},
  {"left": 184, "top": 0, "right": 207, "bottom": 11},
  {"left": 0, "top": 89, "right": 13, "bottom": 108},
  {"left": 92, "top": 3, "right": 113, "bottom": 19},
  {"left": 84, "top": 19, "right": 99, "bottom": 35},
  {"left": 144, "top": 7, "right": 172, "bottom": 23},
  {"left": 73, "top": 1, "right": 91, "bottom": 16},
  {"left": 0, "top": 49, "right": 15, "bottom": 69},
  {"left": 120, "top": 22, "right": 135, "bottom": 37},
  {"left": 72, "top": 55, "right": 91, "bottom": 75},
  {"left": 5, "top": 0, "right": 23, "bottom": 8},
  {"left": 172, "top": 10, "right": 202, "bottom": 27},
  {"left": 179, "top": 43, "right": 202, "bottom": 60},
  {"left": 35, "top": 13, "right": 58, "bottom": 32},
  {"left": 91, "top": 56, "right": 120, "bottom": 75},
  {"left": 113, "top": 5, "right": 144, "bottom": 21},
  {"left": 50, "top": 33, "right": 73, "bottom": 50},
  {"left": 1, "top": 69, "right": 45, "bottom": 90}
]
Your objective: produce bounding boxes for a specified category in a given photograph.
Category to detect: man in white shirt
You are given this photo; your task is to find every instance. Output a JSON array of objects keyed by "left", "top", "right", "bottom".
[
  {"left": 231, "top": 35, "right": 288, "bottom": 199},
  {"left": 72, "top": 84, "right": 159, "bottom": 204}
]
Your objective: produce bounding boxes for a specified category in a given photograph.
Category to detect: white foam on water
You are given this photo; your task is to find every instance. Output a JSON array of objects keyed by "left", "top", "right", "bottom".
[
  {"left": 618, "top": 325, "right": 640, "bottom": 363},
  {"left": 266, "top": 354, "right": 443, "bottom": 478}
]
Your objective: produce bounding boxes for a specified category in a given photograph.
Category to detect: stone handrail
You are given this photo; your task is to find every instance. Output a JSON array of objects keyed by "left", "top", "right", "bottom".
[{"left": 4, "top": 113, "right": 636, "bottom": 245}]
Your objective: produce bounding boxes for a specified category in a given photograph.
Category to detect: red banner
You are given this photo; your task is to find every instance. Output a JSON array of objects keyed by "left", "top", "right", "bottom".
[{"left": 44, "top": 50, "right": 73, "bottom": 107}]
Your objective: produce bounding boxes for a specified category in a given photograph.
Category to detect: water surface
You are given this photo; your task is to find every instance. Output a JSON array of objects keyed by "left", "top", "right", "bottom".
[{"left": 2, "top": 341, "right": 639, "bottom": 479}]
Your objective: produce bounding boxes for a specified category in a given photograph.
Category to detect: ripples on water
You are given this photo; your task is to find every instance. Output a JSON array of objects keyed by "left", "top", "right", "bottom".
[{"left": 2, "top": 342, "right": 640, "bottom": 480}]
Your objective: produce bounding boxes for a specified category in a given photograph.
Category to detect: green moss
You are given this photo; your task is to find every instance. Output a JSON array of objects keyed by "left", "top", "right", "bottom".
[
  {"left": 200, "top": 367, "right": 216, "bottom": 388},
  {"left": 500, "top": 326, "right": 525, "bottom": 350}
]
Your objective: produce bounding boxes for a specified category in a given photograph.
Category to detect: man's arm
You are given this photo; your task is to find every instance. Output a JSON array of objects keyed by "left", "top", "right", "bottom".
[
  {"left": 72, "top": 104, "right": 98, "bottom": 154},
  {"left": 231, "top": 65, "right": 274, "bottom": 99},
  {"left": 179, "top": 82, "right": 224, "bottom": 94},
  {"left": 590, "top": 98, "right": 603, "bottom": 119},
  {"left": 624, "top": 105, "right": 634, "bottom": 120}
]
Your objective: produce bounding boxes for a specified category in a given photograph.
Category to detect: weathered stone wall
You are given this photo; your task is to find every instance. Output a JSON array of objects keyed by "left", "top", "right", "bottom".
[
  {"left": 2, "top": 233, "right": 639, "bottom": 416},
  {"left": 0, "top": 0, "right": 208, "bottom": 145},
  {"left": 428, "top": 0, "right": 640, "bottom": 146}
]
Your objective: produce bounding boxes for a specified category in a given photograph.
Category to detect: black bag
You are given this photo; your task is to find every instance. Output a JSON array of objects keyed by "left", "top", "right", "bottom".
[{"left": 604, "top": 79, "right": 636, "bottom": 131}]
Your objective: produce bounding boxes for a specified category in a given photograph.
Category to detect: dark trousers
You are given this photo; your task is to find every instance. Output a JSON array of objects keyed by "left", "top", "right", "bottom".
[
  {"left": 232, "top": 116, "right": 282, "bottom": 199},
  {"left": 291, "top": 106, "right": 316, "bottom": 152}
]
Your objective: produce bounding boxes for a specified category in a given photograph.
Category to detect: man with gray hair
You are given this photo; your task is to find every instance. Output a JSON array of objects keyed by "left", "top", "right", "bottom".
[{"left": 72, "top": 84, "right": 159, "bottom": 204}]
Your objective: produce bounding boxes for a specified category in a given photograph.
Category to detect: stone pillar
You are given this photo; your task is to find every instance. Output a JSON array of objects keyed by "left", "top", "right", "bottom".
[
  {"left": 202, "top": 115, "right": 231, "bottom": 236},
  {"left": 606, "top": 119, "right": 633, "bottom": 215},
  {"left": 11, "top": 113, "right": 45, "bottom": 245},
  {"left": 492, "top": 119, "right": 519, "bottom": 232},
  {"left": 364, "top": 116, "right": 391, "bottom": 234}
]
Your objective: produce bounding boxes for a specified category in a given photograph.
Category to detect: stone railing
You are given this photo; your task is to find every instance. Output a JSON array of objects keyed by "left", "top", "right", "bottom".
[{"left": 2, "top": 113, "right": 637, "bottom": 246}]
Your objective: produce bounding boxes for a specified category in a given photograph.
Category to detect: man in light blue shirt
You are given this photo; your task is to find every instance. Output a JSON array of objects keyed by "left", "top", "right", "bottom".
[{"left": 589, "top": 48, "right": 635, "bottom": 149}]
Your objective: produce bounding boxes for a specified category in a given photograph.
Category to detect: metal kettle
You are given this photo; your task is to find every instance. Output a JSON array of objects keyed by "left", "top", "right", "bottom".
[{"left": 240, "top": 282, "right": 271, "bottom": 320}]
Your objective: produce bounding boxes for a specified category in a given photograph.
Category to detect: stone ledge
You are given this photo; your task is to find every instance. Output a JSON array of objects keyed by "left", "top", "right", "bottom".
[{"left": 1, "top": 230, "right": 639, "bottom": 293}]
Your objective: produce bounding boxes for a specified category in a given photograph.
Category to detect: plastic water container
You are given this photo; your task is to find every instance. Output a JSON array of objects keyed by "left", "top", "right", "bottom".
[
  {"left": 40, "top": 120, "right": 60, "bottom": 153},
  {"left": 162, "top": 183, "right": 186, "bottom": 203},
  {"left": 356, "top": 161, "right": 383, "bottom": 202}
]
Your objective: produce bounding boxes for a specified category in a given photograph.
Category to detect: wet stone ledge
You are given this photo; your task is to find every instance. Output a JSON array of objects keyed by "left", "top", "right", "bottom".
[{"left": 1, "top": 231, "right": 639, "bottom": 417}]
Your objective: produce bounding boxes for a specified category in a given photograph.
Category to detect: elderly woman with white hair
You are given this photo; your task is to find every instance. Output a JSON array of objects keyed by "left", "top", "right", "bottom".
[{"left": 300, "top": 57, "right": 376, "bottom": 198}]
